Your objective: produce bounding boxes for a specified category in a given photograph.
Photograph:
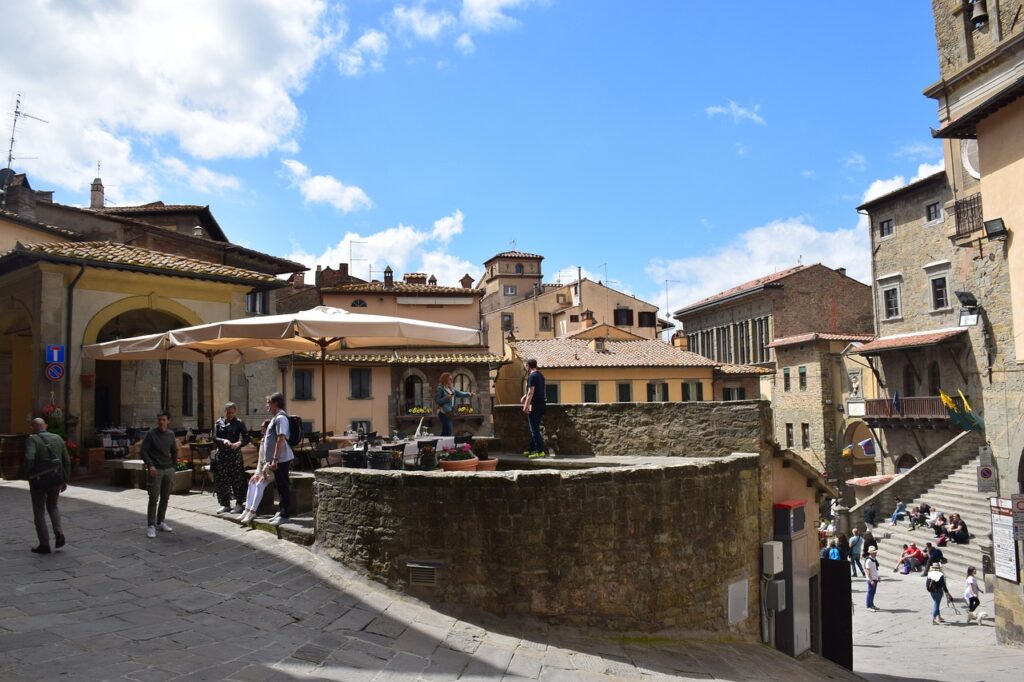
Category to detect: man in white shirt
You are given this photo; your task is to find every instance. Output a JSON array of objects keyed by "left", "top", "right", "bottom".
[
  {"left": 265, "top": 392, "right": 294, "bottom": 526},
  {"left": 865, "top": 546, "right": 880, "bottom": 611}
]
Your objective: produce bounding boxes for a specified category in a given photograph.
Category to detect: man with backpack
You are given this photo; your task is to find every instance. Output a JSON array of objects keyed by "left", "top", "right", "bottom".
[
  {"left": 265, "top": 392, "right": 294, "bottom": 526},
  {"left": 24, "top": 418, "right": 70, "bottom": 554}
]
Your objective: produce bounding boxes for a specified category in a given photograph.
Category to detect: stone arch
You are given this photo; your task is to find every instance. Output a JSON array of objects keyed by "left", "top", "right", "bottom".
[
  {"left": 895, "top": 453, "right": 918, "bottom": 473},
  {"left": 400, "top": 367, "right": 429, "bottom": 410},
  {"left": 842, "top": 420, "right": 876, "bottom": 477},
  {"left": 83, "top": 295, "right": 203, "bottom": 346}
]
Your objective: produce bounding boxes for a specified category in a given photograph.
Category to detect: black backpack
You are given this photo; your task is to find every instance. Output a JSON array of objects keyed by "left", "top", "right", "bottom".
[
  {"left": 286, "top": 415, "right": 304, "bottom": 447},
  {"left": 926, "top": 576, "right": 942, "bottom": 593}
]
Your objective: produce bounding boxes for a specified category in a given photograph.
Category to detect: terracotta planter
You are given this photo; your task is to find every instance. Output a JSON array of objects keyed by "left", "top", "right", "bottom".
[
  {"left": 475, "top": 458, "right": 498, "bottom": 471},
  {"left": 439, "top": 456, "right": 478, "bottom": 472},
  {"left": 171, "top": 469, "right": 193, "bottom": 494}
]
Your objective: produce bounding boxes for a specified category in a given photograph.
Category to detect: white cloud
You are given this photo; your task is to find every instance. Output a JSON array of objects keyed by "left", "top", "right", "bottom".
[
  {"left": 160, "top": 157, "right": 241, "bottom": 194},
  {"left": 431, "top": 209, "right": 465, "bottom": 242},
  {"left": 461, "top": 0, "right": 529, "bottom": 32},
  {"left": 0, "top": 1, "right": 337, "bottom": 204},
  {"left": 843, "top": 152, "right": 867, "bottom": 172},
  {"left": 281, "top": 159, "right": 372, "bottom": 213},
  {"left": 646, "top": 218, "right": 870, "bottom": 319},
  {"left": 394, "top": 4, "right": 456, "bottom": 40},
  {"left": 704, "top": 101, "right": 765, "bottom": 125},
  {"left": 455, "top": 33, "right": 476, "bottom": 54},
  {"left": 338, "top": 29, "right": 390, "bottom": 76},
  {"left": 912, "top": 161, "right": 945, "bottom": 180},
  {"left": 894, "top": 141, "right": 943, "bottom": 162},
  {"left": 800, "top": 169, "right": 816, "bottom": 179},
  {"left": 284, "top": 210, "right": 481, "bottom": 286},
  {"left": 860, "top": 161, "right": 946, "bottom": 207}
]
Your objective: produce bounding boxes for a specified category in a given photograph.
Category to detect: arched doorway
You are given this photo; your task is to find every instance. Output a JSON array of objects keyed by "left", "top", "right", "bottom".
[
  {"left": 0, "top": 305, "right": 34, "bottom": 433},
  {"left": 895, "top": 453, "right": 918, "bottom": 473},
  {"left": 842, "top": 421, "right": 877, "bottom": 477},
  {"left": 92, "top": 309, "right": 196, "bottom": 430}
]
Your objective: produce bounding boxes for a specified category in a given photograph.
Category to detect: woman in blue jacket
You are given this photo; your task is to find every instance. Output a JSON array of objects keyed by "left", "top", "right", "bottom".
[{"left": 435, "top": 372, "right": 474, "bottom": 437}]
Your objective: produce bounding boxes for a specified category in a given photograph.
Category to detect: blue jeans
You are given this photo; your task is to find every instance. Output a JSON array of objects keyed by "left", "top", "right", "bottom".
[
  {"left": 527, "top": 408, "right": 545, "bottom": 453},
  {"left": 931, "top": 590, "right": 943, "bottom": 618},
  {"left": 866, "top": 580, "right": 877, "bottom": 608},
  {"left": 438, "top": 412, "right": 453, "bottom": 437}
]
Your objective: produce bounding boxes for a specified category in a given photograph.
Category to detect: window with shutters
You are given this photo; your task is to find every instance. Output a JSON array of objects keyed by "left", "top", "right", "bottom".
[
  {"left": 638, "top": 311, "right": 657, "bottom": 327},
  {"left": 295, "top": 369, "right": 314, "bottom": 400},
  {"left": 582, "top": 383, "right": 599, "bottom": 403},
  {"left": 350, "top": 368, "right": 371, "bottom": 399},
  {"left": 613, "top": 308, "right": 634, "bottom": 326},
  {"left": 646, "top": 381, "right": 669, "bottom": 402},
  {"left": 617, "top": 383, "right": 632, "bottom": 402}
]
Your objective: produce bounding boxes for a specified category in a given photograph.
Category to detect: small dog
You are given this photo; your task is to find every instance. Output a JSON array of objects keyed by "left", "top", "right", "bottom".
[{"left": 972, "top": 609, "right": 988, "bottom": 623}]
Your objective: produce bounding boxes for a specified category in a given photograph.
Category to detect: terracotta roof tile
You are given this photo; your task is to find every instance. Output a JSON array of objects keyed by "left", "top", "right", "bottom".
[
  {"left": 510, "top": 338, "right": 716, "bottom": 369},
  {"left": 296, "top": 351, "right": 503, "bottom": 365},
  {"left": 485, "top": 250, "right": 544, "bottom": 261},
  {"left": 767, "top": 332, "right": 876, "bottom": 349},
  {"left": 851, "top": 328, "right": 966, "bottom": 355},
  {"left": 99, "top": 202, "right": 207, "bottom": 213},
  {"left": 716, "top": 363, "right": 774, "bottom": 375},
  {"left": 325, "top": 281, "right": 481, "bottom": 295},
  {"left": 675, "top": 265, "right": 809, "bottom": 315},
  {"left": 9, "top": 241, "right": 278, "bottom": 284},
  {"left": 0, "top": 209, "right": 82, "bottom": 240}
]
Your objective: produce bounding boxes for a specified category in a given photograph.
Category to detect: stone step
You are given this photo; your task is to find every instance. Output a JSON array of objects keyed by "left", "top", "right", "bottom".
[{"left": 877, "top": 525, "right": 984, "bottom": 577}]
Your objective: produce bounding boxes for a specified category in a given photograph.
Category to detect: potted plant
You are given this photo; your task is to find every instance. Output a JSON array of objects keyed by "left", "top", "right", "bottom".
[
  {"left": 439, "top": 443, "right": 478, "bottom": 471},
  {"left": 172, "top": 458, "right": 193, "bottom": 494},
  {"left": 455, "top": 404, "right": 475, "bottom": 415}
]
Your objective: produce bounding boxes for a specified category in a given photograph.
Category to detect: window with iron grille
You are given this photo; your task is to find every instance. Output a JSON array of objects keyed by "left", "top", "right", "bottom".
[
  {"left": 351, "top": 299, "right": 367, "bottom": 308},
  {"left": 350, "top": 368, "right": 371, "bottom": 399},
  {"left": 878, "top": 219, "right": 894, "bottom": 238},
  {"left": 295, "top": 369, "right": 314, "bottom": 400}
]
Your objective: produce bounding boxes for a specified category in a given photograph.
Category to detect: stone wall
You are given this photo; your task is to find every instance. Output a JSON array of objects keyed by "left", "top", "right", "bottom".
[
  {"left": 491, "top": 401, "right": 770, "bottom": 457},
  {"left": 314, "top": 455, "right": 764, "bottom": 635},
  {"left": 774, "top": 343, "right": 831, "bottom": 473}
]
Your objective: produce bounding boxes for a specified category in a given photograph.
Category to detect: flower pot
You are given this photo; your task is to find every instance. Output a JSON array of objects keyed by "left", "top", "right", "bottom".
[
  {"left": 171, "top": 469, "right": 193, "bottom": 494},
  {"left": 440, "top": 456, "right": 478, "bottom": 472},
  {"left": 475, "top": 457, "right": 498, "bottom": 471}
]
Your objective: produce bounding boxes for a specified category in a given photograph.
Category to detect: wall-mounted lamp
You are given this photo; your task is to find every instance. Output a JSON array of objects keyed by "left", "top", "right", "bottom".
[
  {"left": 956, "top": 290, "right": 980, "bottom": 327},
  {"left": 984, "top": 218, "right": 1008, "bottom": 240}
]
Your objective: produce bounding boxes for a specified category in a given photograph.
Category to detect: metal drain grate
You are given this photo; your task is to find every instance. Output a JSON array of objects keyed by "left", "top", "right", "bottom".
[{"left": 407, "top": 561, "right": 439, "bottom": 586}]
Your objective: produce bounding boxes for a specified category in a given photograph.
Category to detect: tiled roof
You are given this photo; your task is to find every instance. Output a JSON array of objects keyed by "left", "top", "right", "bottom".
[
  {"left": 99, "top": 202, "right": 207, "bottom": 214},
  {"left": 674, "top": 265, "right": 809, "bottom": 316},
  {"left": 295, "top": 351, "right": 503, "bottom": 365},
  {"left": 5, "top": 241, "right": 278, "bottom": 284},
  {"left": 716, "top": 363, "right": 773, "bottom": 375},
  {"left": 767, "top": 332, "right": 876, "bottom": 349},
  {"left": 324, "top": 281, "right": 481, "bottom": 295},
  {"left": 0, "top": 209, "right": 82, "bottom": 240},
  {"left": 851, "top": 328, "right": 966, "bottom": 355},
  {"left": 510, "top": 338, "right": 716, "bottom": 369},
  {"left": 485, "top": 250, "right": 544, "bottom": 261},
  {"left": 856, "top": 171, "right": 946, "bottom": 211}
]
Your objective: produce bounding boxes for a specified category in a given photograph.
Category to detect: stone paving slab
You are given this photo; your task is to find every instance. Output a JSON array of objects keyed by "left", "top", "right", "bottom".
[{"left": 2, "top": 480, "right": 858, "bottom": 681}]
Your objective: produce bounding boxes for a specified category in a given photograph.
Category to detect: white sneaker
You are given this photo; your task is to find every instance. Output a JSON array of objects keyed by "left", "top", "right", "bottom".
[
  {"left": 146, "top": 526, "right": 156, "bottom": 539},
  {"left": 232, "top": 504, "right": 244, "bottom": 514},
  {"left": 216, "top": 506, "right": 230, "bottom": 514},
  {"left": 239, "top": 511, "right": 253, "bottom": 524},
  {"left": 156, "top": 522, "right": 173, "bottom": 533},
  {"left": 269, "top": 514, "right": 282, "bottom": 526}
]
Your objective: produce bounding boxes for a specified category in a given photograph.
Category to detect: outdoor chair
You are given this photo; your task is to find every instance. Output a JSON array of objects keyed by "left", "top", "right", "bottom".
[{"left": 453, "top": 435, "right": 473, "bottom": 446}]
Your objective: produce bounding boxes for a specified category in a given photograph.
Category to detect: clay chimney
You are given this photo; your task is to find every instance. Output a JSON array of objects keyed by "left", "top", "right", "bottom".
[
  {"left": 90, "top": 177, "right": 104, "bottom": 209},
  {"left": 837, "top": 267, "right": 847, "bottom": 277},
  {"left": 460, "top": 273, "right": 474, "bottom": 289},
  {"left": 292, "top": 272, "right": 305, "bottom": 288},
  {"left": 384, "top": 266, "right": 394, "bottom": 288},
  {"left": 428, "top": 274, "right": 437, "bottom": 286},
  {"left": 671, "top": 331, "right": 688, "bottom": 350},
  {"left": 581, "top": 310, "right": 596, "bottom": 329}
]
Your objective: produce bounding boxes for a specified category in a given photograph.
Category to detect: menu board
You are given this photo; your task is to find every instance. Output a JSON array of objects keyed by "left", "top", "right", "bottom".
[{"left": 990, "top": 498, "right": 1020, "bottom": 583}]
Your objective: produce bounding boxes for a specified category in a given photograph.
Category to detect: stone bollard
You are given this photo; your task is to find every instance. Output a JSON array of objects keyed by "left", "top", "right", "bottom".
[{"left": 834, "top": 505, "right": 851, "bottom": 537}]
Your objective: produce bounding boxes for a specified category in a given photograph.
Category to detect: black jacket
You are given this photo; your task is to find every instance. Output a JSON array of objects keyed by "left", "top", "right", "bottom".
[{"left": 214, "top": 417, "right": 251, "bottom": 453}]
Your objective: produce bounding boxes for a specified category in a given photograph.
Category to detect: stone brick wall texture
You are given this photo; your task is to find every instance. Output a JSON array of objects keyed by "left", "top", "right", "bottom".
[
  {"left": 491, "top": 401, "right": 770, "bottom": 457},
  {"left": 314, "top": 455, "right": 763, "bottom": 635}
]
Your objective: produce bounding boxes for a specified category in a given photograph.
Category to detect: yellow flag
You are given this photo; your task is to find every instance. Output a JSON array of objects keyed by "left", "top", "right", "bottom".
[
  {"left": 939, "top": 389, "right": 957, "bottom": 412},
  {"left": 958, "top": 389, "right": 972, "bottom": 414}
]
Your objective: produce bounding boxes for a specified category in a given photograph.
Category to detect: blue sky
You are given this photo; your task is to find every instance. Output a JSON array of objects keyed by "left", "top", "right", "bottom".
[{"left": 4, "top": 1, "right": 945, "bottom": 316}]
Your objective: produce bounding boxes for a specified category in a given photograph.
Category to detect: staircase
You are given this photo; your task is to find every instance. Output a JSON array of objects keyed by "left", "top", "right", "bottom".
[{"left": 876, "top": 453, "right": 991, "bottom": 577}]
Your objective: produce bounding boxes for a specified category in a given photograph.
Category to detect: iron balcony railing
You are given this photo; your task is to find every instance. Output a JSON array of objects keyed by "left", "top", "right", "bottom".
[
  {"left": 863, "top": 395, "right": 964, "bottom": 420},
  {"left": 954, "top": 193, "right": 983, "bottom": 238}
]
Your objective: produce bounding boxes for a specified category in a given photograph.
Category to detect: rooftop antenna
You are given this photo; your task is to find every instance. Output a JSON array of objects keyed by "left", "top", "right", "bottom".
[
  {"left": 349, "top": 240, "right": 368, "bottom": 279},
  {"left": 2, "top": 93, "right": 48, "bottom": 205},
  {"left": 509, "top": 239, "right": 516, "bottom": 251}
]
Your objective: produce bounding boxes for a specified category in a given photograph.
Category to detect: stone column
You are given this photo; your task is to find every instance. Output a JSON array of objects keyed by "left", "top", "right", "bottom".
[{"left": 834, "top": 505, "right": 851, "bottom": 537}]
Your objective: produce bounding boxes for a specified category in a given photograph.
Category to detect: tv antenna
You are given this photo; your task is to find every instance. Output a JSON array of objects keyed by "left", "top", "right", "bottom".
[{"left": 3, "top": 93, "right": 48, "bottom": 206}]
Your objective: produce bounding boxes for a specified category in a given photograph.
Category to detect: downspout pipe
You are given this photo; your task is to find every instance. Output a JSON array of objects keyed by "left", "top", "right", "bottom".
[{"left": 65, "top": 264, "right": 86, "bottom": 440}]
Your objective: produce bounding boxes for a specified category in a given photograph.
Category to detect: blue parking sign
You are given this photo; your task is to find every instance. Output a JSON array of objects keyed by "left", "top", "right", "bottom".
[{"left": 45, "top": 344, "right": 65, "bottom": 363}]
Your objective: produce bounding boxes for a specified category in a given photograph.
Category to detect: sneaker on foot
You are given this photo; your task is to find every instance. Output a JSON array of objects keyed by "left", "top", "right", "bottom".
[
  {"left": 55, "top": 533, "right": 66, "bottom": 549},
  {"left": 156, "top": 522, "right": 173, "bottom": 532},
  {"left": 146, "top": 525, "right": 157, "bottom": 539},
  {"left": 216, "top": 505, "right": 231, "bottom": 514},
  {"left": 269, "top": 514, "right": 283, "bottom": 526},
  {"left": 30, "top": 545, "right": 51, "bottom": 554},
  {"left": 232, "top": 504, "right": 244, "bottom": 514}
]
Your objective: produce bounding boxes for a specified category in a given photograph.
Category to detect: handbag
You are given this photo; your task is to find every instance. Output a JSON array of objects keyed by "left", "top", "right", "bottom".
[{"left": 27, "top": 434, "right": 66, "bottom": 490}]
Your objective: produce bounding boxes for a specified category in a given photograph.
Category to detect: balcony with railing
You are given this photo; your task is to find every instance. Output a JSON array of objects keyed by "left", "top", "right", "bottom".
[
  {"left": 863, "top": 395, "right": 965, "bottom": 427},
  {"left": 952, "top": 193, "right": 983, "bottom": 239}
]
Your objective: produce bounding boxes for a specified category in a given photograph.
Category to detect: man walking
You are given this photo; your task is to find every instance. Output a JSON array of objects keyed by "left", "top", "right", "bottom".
[
  {"left": 213, "top": 402, "right": 250, "bottom": 514},
  {"left": 520, "top": 358, "right": 547, "bottom": 458},
  {"left": 265, "top": 393, "right": 293, "bottom": 526},
  {"left": 863, "top": 501, "right": 877, "bottom": 529},
  {"left": 849, "top": 528, "right": 865, "bottom": 577},
  {"left": 140, "top": 412, "right": 178, "bottom": 539},
  {"left": 24, "top": 418, "right": 70, "bottom": 554},
  {"left": 865, "top": 546, "right": 880, "bottom": 611}
]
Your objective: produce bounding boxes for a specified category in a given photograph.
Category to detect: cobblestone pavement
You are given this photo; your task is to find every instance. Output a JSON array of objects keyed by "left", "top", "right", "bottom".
[
  {"left": 851, "top": 542, "right": 1024, "bottom": 681},
  {"left": 0, "top": 480, "right": 861, "bottom": 681}
]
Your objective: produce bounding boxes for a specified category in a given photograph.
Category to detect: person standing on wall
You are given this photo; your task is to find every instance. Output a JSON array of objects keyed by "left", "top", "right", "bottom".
[
  {"left": 24, "top": 417, "right": 70, "bottom": 554},
  {"left": 865, "top": 546, "right": 881, "bottom": 611},
  {"left": 265, "top": 392, "right": 293, "bottom": 526},
  {"left": 520, "top": 358, "right": 547, "bottom": 458},
  {"left": 435, "top": 372, "right": 474, "bottom": 438},
  {"left": 213, "top": 402, "right": 251, "bottom": 515},
  {"left": 140, "top": 412, "right": 178, "bottom": 539}
]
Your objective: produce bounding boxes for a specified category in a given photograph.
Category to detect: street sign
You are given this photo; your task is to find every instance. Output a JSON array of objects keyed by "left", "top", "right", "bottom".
[
  {"left": 1013, "top": 494, "right": 1024, "bottom": 540},
  {"left": 978, "top": 465, "right": 997, "bottom": 493},
  {"left": 45, "top": 344, "right": 65, "bottom": 364},
  {"left": 990, "top": 498, "right": 1020, "bottom": 582},
  {"left": 979, "top": 445, "right": 993, "bottom": 467},
  {"left": 44, "top": 363, "right": 64, "bottom": 382}
]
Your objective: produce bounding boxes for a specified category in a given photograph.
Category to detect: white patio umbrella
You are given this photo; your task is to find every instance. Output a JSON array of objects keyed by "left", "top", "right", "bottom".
[{"left": 166, "top": 306, "right": 481, "bottom": 432}]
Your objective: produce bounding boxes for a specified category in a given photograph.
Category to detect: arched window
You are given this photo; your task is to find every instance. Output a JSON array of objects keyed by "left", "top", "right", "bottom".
[
  {"left": 404, "top": 375, "right": 424, "bottom": 410},
  {"left": 182, "top": 372, "right": 194, "bottom": 417},
  {"left": 895, "top": 453, "right": 917, "bottom": 473},
  {"left": 351, "top": 299, "right": 367, "bottom": 308},
  {"left": 453, "top": 371, "right": 473, "bottom": 406},
  {"left": 902, "top": 364, "right": 916, "bottom": 398},
  {"left": 927, "top": 362, "right": 941, "bottom": 396},
  {"left": 514, "top": 263, "right": 524, "bottom": 274}
]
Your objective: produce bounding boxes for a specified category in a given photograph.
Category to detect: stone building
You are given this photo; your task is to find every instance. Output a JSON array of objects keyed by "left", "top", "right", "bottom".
[
  {"left": 0, "top": 174, "right": 303, "bottom": 441},
  {"left": 479, "top": 250, "right": 666, "bottom": 356},
  {"left": 923, "top": 0, "right": 1024, "bottom": 643}
]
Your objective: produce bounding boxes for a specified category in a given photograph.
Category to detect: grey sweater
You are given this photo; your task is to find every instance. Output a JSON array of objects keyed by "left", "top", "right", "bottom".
[{"left": 139, "top": 428, "right": 178, "bottom": 470}]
